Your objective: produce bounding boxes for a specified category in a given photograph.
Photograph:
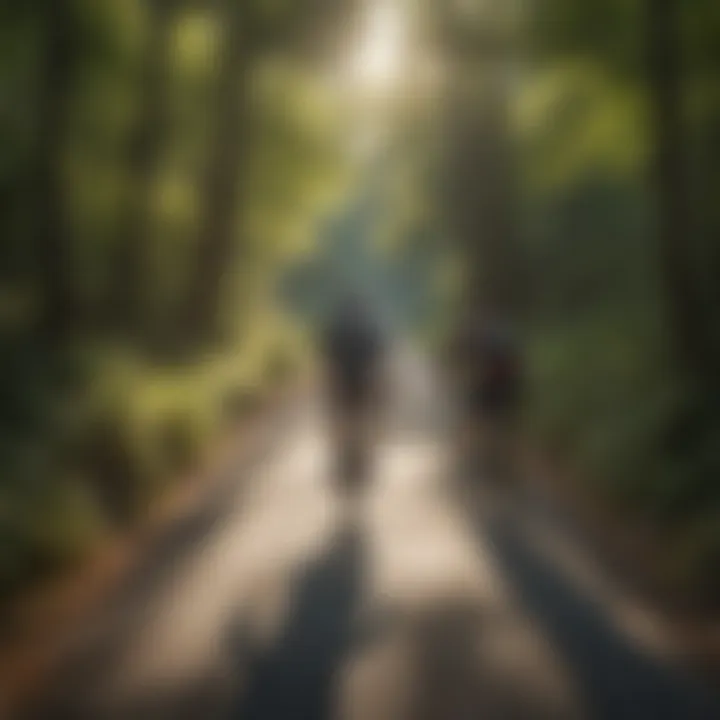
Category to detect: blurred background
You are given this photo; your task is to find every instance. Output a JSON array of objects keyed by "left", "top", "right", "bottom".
[{"left": 1, "top": 0, "right": 720, "bottom": 715}]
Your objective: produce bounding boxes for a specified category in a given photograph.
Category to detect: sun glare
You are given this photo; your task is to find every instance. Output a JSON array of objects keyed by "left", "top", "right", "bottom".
[{"left": 352, "top": 0, "right": 406, "bottom": 95}]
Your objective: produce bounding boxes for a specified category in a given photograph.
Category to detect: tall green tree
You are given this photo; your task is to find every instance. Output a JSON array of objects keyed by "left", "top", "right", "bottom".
[
  {"left": 433, "top": 0, "right": 523, "bottom": 316},
  {"left": 647, "top": 0, "right": 713, "bottom": 384},
  {"left": 108, "top": 0, "right": 178, "bottom": 340},
  {"left": 180, "top": 0, "right": 249, "bottom": 347},
  {"left": 33, "top": 0, "right": 82, "bottom": 341},
  {"left": 181, "top": 0, "right": 360, "bottom": 348}
]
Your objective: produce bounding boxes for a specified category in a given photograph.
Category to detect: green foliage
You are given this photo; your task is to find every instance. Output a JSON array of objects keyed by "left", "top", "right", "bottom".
[
  {"left": 517, "top": 65, "right": 649, "bottom": 192},
  {"left": 517, "top": 0, "right": 720, "bottom": 594},
  {"left": 0, "top": 0, "right": 347, "bottom": 604}
]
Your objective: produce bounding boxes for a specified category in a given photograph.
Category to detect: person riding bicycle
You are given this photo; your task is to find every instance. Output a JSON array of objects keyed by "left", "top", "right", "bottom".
[
  {"left": 322, "top": 294, "right": 385, "bottom": 485},
  {"left": 451, "top": 308, "right": 523, "bottom": 482}
]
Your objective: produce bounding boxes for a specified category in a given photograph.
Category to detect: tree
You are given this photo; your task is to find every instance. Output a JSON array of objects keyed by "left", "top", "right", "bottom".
[
  {"left": 647, "top": 0, "right": 713, "bottom": 384},
  {"left": 178, "top": 0, "right": 249, "bottom": 348},
  {"left": 107, "top": 0, "right": 177, "bottom": 341},
  {"left": 180, "top": 0, "right": 360, "bottom": 348},
  {"left": 33, "top": 0, "right": 81, "bottom": 341},
  {"left": 434, "top": 0, "right": 523, "bottom": 316}
]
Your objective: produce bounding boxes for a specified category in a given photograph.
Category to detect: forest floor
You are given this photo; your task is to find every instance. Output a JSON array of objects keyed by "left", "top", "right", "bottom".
[{"left": 2, "top": 348, "right": 720, "bottom": 720}]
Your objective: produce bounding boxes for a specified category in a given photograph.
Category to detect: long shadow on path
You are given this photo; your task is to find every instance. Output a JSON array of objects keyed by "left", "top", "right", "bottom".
[
  {"left": 229, "top": 522, "right": 364, "bottom": 720},
  {"left": 483, "top": 516, "right": 720, "bottom": 720}
]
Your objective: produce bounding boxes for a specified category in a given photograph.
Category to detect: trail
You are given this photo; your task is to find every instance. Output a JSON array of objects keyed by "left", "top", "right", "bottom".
[{"left": 22, "top": 348, "right": 720, "bottom": 720}]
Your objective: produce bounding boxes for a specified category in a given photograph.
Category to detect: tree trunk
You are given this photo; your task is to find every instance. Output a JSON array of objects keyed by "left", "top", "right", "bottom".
[
  {"left": 443, "top": 69, "right": 520, "bottom": 318},
  {"left": 108, "top": 0, "right": 175, "bottom": 342},
  {"left": 34, "top": 0, "right": 79, "bottom": 342},
  {"left": 647, "top": 0, "right": 712, "bottom": 382},
  {"left": 180, "top": 0, "right": 249, "bottom": 350}
]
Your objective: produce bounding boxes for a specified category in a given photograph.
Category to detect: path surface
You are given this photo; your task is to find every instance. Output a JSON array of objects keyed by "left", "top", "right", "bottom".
[{"left": 22, "top": 348, "right": 720, "bottom": 720}]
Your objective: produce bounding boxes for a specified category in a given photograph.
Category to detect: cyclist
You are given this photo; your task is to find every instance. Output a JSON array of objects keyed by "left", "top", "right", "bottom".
[
  {"left": 451, "top": 309, "right": 523, "bottom": 485},
  {"left": 321, "top": 294, "right": 385, "bottom": 489}
]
